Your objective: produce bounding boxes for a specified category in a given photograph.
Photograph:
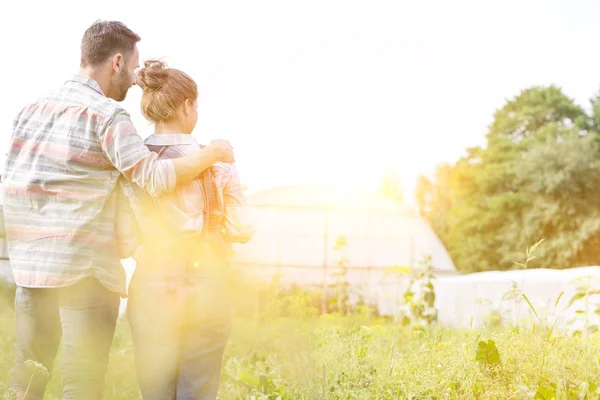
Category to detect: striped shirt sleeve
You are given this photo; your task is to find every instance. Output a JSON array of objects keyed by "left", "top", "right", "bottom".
[
  {"left": 219, "top": 163, "right": 255, "bottom": 243},
  {"left": 100, "top": 112, "right": 176, "bottom": 197},
  {"left": 12, "top": 109, "right": 21, "bottom": 131}
]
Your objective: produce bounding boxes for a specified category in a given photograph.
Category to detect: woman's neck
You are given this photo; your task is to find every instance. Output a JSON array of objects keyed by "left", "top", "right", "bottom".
[{"left": 153, "top": 120, "right": 190, "bottom": 135}]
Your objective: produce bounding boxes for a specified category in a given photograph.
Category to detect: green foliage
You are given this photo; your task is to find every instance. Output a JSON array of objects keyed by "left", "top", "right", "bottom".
[
  {"left": 380, "top": 169, "right": 404, "bottom": 204},
  {"left": 417, "top": 86, "right": 600, "bottom": 272},
  {"left": 1, "top": 286, "right": 600, "bottom": 399},
  {"left": 398, "top": 256, "right": 438, "bottom": 327},
  {"left": 535, "top": 379, "right": 557, "bottom": 400},
  {"left": 3, "top": 310, "right": 600, "bottom": 399},
  {"left": 565, "top": 275, "right": 600, "bottom": 336},
  {"left": 475, "top": 339, "right": 501, "bottom": 366},
  {"left": 328, "top": 236, "right": 351, "bottom": 315},
  {"left": 223, "top": 352, "right": 290, "bottom": 399}
]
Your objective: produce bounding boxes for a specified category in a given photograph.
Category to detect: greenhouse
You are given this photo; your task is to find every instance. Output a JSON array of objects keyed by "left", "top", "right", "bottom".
[{"left": 232, "top": 184, "right": 457, "bottom": 278}]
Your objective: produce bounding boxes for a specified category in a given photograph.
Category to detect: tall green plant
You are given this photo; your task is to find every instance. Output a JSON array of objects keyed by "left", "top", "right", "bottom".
[{"left": 399, "top": 255, "right": 438, "bottom": 327}]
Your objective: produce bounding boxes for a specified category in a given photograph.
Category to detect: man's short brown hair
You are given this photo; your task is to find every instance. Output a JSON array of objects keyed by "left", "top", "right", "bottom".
[{"left": 80, "top": 20, "right": 141, "bottom": 67}]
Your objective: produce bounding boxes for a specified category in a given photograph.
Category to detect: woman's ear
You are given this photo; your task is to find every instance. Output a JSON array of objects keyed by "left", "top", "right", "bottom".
[{"left": 183, "top": 99, "right": 193, "bottom": 116}]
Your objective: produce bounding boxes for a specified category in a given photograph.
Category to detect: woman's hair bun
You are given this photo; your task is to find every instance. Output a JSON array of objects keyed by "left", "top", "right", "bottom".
[{"left": 135, "top": 59, "right": 169, "bottom": 92}]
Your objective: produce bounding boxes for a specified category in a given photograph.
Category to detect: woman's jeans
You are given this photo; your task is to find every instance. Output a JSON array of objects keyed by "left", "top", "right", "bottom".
[{"left": 127, "top": 251, "right": 231, "bottom": 400}]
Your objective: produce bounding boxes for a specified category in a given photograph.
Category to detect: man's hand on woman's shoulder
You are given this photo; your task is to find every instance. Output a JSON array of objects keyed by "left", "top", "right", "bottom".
[{"left": 206, "top": 140, "right": 235, "bottom": 164}]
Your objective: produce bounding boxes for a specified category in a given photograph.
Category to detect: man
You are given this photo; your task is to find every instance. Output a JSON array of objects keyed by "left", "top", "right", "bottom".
[{"left": 2, "top": 20, "right": 234, "bottom": 399}]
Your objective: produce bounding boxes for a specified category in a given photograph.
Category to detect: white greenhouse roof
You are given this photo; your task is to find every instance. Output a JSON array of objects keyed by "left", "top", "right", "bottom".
[{"left": 232, "top": 184, "right": 457, "bottom": 276}]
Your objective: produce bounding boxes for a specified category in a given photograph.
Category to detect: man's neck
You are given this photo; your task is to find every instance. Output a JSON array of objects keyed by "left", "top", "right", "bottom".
[{"left": 78, "top": 67, "right": 110, "bottom": 96}]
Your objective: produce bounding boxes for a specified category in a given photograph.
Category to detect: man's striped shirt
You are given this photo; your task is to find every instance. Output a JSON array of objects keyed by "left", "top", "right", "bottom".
[{"left": 2, "top": 75, "right": 176, "bottom": 296}]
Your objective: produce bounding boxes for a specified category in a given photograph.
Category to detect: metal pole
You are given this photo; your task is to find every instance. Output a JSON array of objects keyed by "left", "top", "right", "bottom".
[{"left": 321, "top": 209, "right": 329, "bottom": 314}]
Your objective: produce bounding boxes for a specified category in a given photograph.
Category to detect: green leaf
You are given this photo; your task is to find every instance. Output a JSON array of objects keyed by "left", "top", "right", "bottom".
[
  {"left": 554, "top": 291, "right": 564, "bottom": 309},
  {"left": 475, "top": 340, "right": 501, "bottom": 365},
  {"left": 522, "top": 294, "right": 543, "bottom": 324},
  {"left": 535, "top": 383, "right": 556, "bottom": 400},
  {"left": 528, "top": 238, "right": 545, "bottom": 255},
  {"left": 357, "top": 346, "right": 367, "bottom": 358},
  {"left": 237, "top": 371, "right": 261, "bottom": 388},
  {"left": 472, "top": 382, "right": 485, "bottom": 395},
  {"left": 547, "top": 319, "right": 559, "bottom": 339},
  {"left": 384, "top": 266, "right": 413, "bottom": 276},
  {"left": 568, "top": 292, "right": 586, "bottom": 308},
  {"left": 514, "top": 262, "right": 528, "bottom": 269},
  {"left": 334, "top": 236, "right": 348, "bottom": 250}
]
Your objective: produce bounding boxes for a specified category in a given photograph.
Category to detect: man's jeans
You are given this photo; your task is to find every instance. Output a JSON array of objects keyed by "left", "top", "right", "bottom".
[
  {"left": 127, "top": 262, "right": 231, "bottom": 400},
  {"left": 9, "top": 277, "right": 120, "bottom": 399}
]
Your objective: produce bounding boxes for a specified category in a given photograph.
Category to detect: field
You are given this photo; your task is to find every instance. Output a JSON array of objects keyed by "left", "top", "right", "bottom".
[{"left": 1, "top": 283, "right": 600, "bottom": 400}]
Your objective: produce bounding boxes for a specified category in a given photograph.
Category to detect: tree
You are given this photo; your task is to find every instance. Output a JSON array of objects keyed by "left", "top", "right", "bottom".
[
  {"left": 380, "top": 168, "right": 404, "bottom": 204},
  {"left": 417, "top": 86, "right": 600, "bottom": 272}
]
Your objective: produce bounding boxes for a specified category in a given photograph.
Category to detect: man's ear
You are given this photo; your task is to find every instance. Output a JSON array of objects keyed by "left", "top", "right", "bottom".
[{"left": 112, "top": 53, "right": 124, "bottom": 72}]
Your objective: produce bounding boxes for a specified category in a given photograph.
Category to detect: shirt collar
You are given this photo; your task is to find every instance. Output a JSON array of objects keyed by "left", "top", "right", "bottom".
[
  {"left": 65, "top": 75, "right": 105, "bottom": 96},
  {"left": 145, "top": 134, "right": 199, "bottom": 146}
]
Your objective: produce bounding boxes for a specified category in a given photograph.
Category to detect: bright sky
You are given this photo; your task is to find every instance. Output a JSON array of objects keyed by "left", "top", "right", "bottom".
[{"left": 2, "top": 0, "right": 600, "bottom": 207}]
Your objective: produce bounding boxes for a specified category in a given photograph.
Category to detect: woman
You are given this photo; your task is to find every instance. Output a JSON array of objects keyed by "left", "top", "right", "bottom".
[{"left": 123, "top": 59, "right": 255, "bottom": 400}]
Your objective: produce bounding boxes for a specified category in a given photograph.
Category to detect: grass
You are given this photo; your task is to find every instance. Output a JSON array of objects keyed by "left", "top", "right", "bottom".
[{"left": 1, "top": 289, "right": 600, "bottom": 400}]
